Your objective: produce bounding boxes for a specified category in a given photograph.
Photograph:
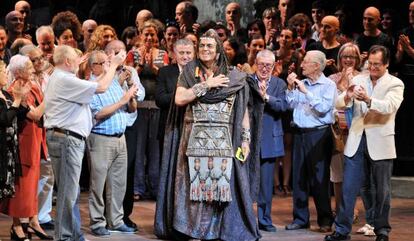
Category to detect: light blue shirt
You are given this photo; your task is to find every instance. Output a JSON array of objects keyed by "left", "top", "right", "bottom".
[
  {"left": 286, "top": 73, "right": 336, "bottom": 128},
  {"left": 90, "top": 79, "right": 129, "bottom": 135},
  {"left": 90, "top": 66, "right": 145, "bottom": 127}
]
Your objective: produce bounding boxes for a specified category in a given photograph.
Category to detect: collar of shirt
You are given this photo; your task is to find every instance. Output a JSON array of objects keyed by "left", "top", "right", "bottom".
[
  {"left": 303, "top": 73, "right": 328, "bottom": 86},
  {"left": 254, "top": 74, "right": 270, "bottom": 88}
]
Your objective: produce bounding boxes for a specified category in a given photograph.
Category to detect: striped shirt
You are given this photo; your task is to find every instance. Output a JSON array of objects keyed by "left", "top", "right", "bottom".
[{"left": 90, "top": 79, "right": 129, "bottom": 135}]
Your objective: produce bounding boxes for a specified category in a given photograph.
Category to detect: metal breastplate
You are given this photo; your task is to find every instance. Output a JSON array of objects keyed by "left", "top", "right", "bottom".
[{"left": 186, "top": 95, "right": 235, "bottom": 157}]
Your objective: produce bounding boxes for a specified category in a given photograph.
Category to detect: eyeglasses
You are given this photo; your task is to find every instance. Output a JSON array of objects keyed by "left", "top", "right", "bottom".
[
  {"left": 92, "top": 62, "right": 105, "bottom": 66},
  {"left": 257, "top": 63, "right": 274, "bottom": 70},
  {"left": 87, "top": 29, "right": 94, "bottom": 33},
  {"left": 341, "top": 55, "right": 357, "bottom": 60},
  {"left": 302, "top": 59, "right": 317, "bottom": 65},
  {"left": 30, "top": 56, "right": 43, "bottom": 63},
  {"left": 367, "top": 61, "right": 383, "bottom": 68}
]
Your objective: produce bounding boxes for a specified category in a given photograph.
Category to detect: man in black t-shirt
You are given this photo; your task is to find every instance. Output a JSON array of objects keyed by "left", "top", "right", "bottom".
[{"left": 356, "top": 7, "right": 394, "bottom": 66}]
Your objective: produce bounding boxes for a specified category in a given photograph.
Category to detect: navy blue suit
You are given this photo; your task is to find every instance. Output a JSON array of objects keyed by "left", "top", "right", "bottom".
[{"left": 255, "top": 75, "right": 287, "bottom": 228}]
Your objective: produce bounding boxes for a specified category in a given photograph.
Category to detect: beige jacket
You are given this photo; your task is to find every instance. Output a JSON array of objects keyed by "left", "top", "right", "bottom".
[{"left": 336, "top": 71, "right": 404, "bottom": 160}]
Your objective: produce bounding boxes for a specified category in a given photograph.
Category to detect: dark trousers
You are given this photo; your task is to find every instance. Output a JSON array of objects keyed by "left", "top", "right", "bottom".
[
  {"left": 291, "top": 127, "right": 333, "bottom": 227},
  {"left": 123, "top": 122, "right": 138, "bottom": 219},
  {"left": 134, "top": 108, "right": 160, "bottom": 197},
  {"left": 334, "top": 134, "right": 392, "bottom": 236},
  {"left": 257, "top": 158, "right": 276, "bottom": 227}
]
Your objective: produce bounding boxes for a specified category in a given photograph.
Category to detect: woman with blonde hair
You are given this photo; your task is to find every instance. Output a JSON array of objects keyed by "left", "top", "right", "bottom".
[
  {"left": 126, "top": 19, "right": 168, "bottom": 201},
  {"left": 328, "top": 42, "right": 363, "bottom": 229},
  {"left": 87, "top": 25, "right": 118, "bottom": 52}
]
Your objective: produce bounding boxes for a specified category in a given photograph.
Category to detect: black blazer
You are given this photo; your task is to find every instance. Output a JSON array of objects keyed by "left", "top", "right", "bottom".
[{"left": 155, "top": 64, "right": 180, "bottom": 140}]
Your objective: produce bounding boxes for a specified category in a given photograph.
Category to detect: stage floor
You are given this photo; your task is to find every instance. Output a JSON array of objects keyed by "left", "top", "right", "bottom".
[{"left": 0, "top": 193, "right": 413, "bottom": 241}]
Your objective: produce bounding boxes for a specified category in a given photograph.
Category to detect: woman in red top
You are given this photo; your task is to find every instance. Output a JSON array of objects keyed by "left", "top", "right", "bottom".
[{"left": 3, "top": 55, "right": 51, "bottom": 240}]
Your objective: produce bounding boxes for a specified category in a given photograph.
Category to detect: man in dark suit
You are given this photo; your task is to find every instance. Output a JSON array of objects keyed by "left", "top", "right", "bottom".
[
  {"left": 156, "top": 38, "right": 195, "bottom": 150},
  {"left": 254, "top": 49, "right": 287, "bottom": 232}
]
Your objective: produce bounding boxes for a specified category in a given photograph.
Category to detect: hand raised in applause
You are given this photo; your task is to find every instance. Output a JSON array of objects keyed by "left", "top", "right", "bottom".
[
  {"left": 120, "top": 84, "right": 138, "bottom": 105},
  {"left": 259, "top": 81, "right": 269, "bottom": 102},
  {"left": 110, "top": 50, "right": 127, "bottom": 66},
  {"left": 192, "top": 23, "right": 200, "bottom": 35},
  {"left": 354, "top": 85, "right": 370, "bottom": 103},
  {"left": 119, "top": 68, "right": 132, "bottom": 84},
  {"left": 286, "top": 72, "right": 298, "bottom": 90},
  {"left": 12, "top": 80, "right": 31, "bottom": 101}
]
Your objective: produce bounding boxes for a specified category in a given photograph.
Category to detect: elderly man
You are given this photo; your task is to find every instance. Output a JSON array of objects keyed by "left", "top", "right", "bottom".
[
  {"left": 101, "top": 40, "right": 146, "bottom": 231},
  {"left": 325, "top": 46, "right": 404, "bottom": 241},
  {"left": 254, "top": 49, "right": 287, "bottom": 232},
  {"left": 87, "top": 40, "right": 142, "bottom": 236},
  {"left": 5, "top": 10, "right": 25, "bottom": 48},
  {"left": 175, "top": 1, "right": 199, "bottom": 34},
  {"left": 285, "top": 50, "right": 336, "bottom": 232},
  {"left": 36, "top": 26, "right": 55, "bottom": 67},
  {"left": 44, "top": 45, "right": 126, "bottom": 241},
  {"left": 79, "top": 19, "right": 97, "bottom": 52}
]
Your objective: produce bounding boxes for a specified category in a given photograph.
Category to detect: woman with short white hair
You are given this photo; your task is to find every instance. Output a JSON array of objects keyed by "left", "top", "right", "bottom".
[{"left": 1, "top": 55, "right": 51, "bottom": 241}]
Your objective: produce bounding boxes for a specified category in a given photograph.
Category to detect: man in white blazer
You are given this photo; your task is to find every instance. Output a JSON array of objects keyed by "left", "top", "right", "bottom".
[{"left": 325, "top": 45, "right": 404, "bottom": 241}]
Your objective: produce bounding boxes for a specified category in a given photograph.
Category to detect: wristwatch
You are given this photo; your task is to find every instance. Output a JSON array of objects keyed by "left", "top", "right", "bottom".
[{"left": 264, "top": 94, "right": 269, "bottom": 102}]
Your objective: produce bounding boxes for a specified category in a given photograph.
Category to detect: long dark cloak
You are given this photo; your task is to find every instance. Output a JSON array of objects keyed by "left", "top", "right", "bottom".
[{"left": 154, "top": 60, "right": 265, "bottom": 240}]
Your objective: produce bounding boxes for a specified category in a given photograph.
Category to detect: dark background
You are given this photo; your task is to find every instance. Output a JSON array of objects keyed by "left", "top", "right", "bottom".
[
  {"left": 1, "top": 0, "right": 413, "bottom": 36},
  {"left": 1, "top": 0, "right": 413, "bottom": 176}
]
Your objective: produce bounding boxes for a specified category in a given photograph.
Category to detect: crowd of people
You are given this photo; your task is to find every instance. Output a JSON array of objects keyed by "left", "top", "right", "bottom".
[{"left": 0, "top": 0, "right": 411, "bottom": 241}]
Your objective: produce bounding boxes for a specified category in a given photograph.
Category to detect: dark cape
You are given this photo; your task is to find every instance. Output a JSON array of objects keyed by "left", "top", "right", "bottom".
[{"left": 154, "top": 60, "right": 264, "bottom": 241}]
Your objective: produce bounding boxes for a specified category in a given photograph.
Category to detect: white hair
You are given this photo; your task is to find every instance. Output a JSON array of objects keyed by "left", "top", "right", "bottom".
[
  {"left": 19, "top": 44, "right": 37, "bottom": 55},
  {"left": 36, "top": 25, "right": 54, "bottom": 41},
  {"left": 307, "top": 50, "right": 326, "bottom": 72},
  {"left": 256, "top": 49, "right": 275, "bottom": 62},
  {"left": 53, "top": 45, "right": 77, "bottom": 66},
  {"left": 6, "top": 54, "right": 31, "bottom": 85}
]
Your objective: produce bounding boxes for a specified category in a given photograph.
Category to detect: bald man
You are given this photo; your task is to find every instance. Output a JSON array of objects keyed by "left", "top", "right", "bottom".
[
  {"left": 308, "top": 15, "right": 341, "bottom": 76},
  {"left": 14, "top": 1, "right": 37, "bottom": 44},
  {"left": 225, "top": 2, "right": 241, "bottom": 35},
  {"left": 356, "top": 7, "right": 393, "bottom": 63},
  {"left": 5, "top": 10, "right": 25, "bottom": 48},
  {"left": 175, "top": 1, "right": 199, "bottom": 34},
  {"left": 225, "top": 2, "right": 247, "bottom": 42},
  {"left": 15, "top": 1, "right": 30, "bottom": 22},
  {"left": 135, "top": 10, "right": 153, "bottom": 33},
  {"left": 79, "top": 19, "right": 97, "bottom": 52}
]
